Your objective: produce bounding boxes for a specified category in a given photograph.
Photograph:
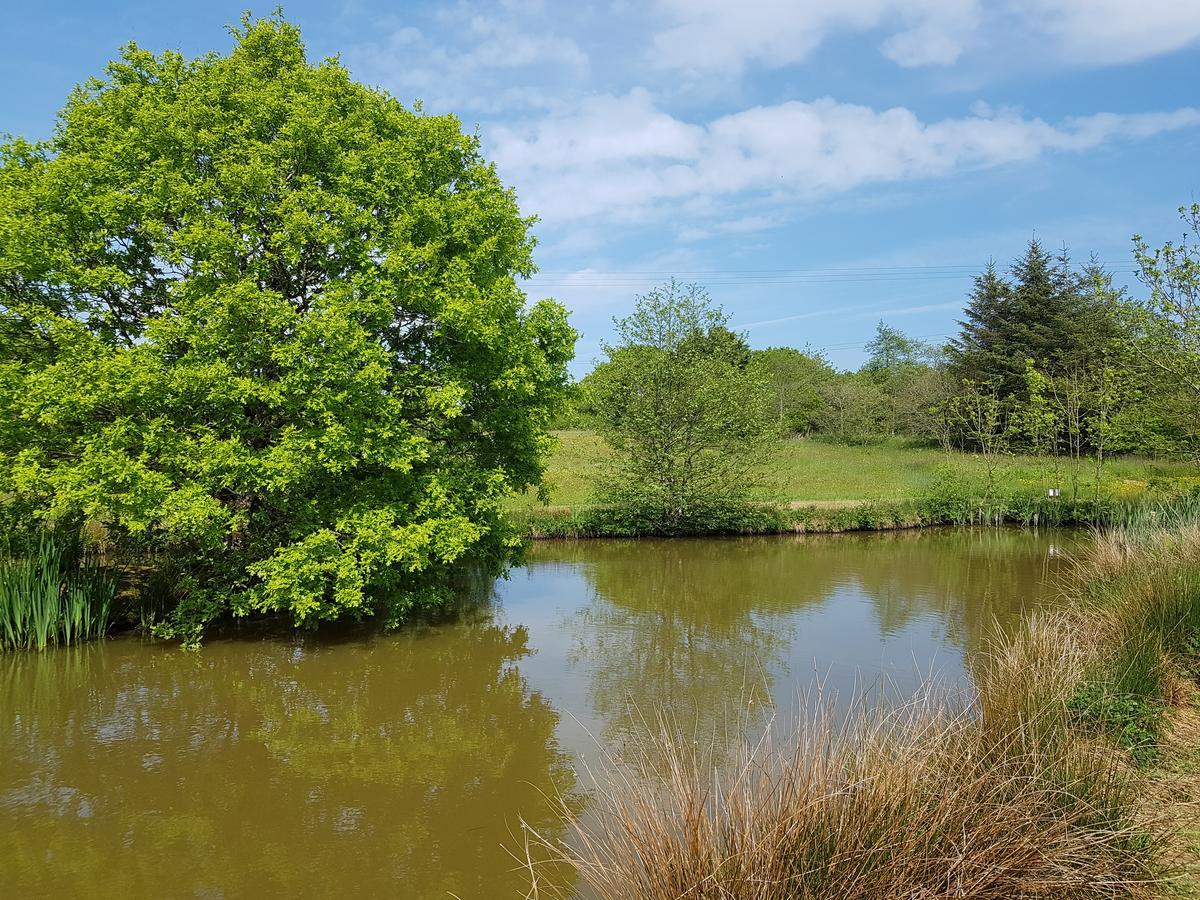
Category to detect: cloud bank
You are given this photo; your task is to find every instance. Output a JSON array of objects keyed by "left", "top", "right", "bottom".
[{"left": 491, "top": 92, "right": 1200, "bottom": 223}]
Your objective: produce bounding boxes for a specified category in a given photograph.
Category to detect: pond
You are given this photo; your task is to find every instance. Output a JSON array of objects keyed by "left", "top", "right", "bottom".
[{"left": 0, "top": 527, "right": 1083, "bottom": 898}]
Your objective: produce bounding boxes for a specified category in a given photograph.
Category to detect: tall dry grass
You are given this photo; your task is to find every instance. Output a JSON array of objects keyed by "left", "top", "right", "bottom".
[
  {"left": 523, "top": 513, "right": 1200, "bottom": 899},
  {"left": 523, "top": 701, "right": 1158, "bottom": 900}
]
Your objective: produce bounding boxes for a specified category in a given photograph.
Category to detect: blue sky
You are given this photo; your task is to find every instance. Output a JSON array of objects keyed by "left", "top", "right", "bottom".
[{"left": 3, "top": 2, "right": 1199, "bottom": 373}]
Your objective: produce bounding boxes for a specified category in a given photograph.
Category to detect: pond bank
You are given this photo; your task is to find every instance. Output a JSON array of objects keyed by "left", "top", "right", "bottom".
[{"left": 516, "top": 492, "right": 1194, "bottom": 539}]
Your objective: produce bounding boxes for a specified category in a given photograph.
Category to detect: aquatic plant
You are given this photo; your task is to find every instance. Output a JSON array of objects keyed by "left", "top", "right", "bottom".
[{"left": 0, "top": 535, "right": 115, "bottom": 651}]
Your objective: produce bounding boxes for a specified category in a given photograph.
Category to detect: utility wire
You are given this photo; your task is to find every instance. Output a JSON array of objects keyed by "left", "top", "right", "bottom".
[{"left": 525, "top": 262, "right": 1141, "bottom": 287}]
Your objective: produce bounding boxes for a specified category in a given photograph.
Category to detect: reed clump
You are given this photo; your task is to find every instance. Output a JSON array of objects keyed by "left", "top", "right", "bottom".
[
  {"left": 524, "top": 509, "right": 1200, "bottom": 898},
  {"left": 0, "top": 534, "right": 115, "bottom": 651}
]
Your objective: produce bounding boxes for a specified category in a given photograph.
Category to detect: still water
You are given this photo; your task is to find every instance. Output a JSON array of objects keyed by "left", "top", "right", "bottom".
[{"left": 1, "top": 528, "right": 1081, "bottom": 898}]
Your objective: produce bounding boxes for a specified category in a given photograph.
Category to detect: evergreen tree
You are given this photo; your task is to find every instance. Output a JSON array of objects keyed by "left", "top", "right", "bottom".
[
  {"left": 948, "top": 259, "right": 1014, "bottom": 387},
  {"left": 949, "top": 239, "right": 1122, "bottom": 396}
]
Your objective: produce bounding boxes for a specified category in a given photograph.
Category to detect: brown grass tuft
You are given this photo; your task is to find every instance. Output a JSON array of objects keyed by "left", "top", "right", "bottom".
[{"left": 522, "top": 698, "right": 1161, "bottom": 899}]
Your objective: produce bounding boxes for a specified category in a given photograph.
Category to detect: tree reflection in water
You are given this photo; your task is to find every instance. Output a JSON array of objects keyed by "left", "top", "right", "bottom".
[
  {"left": 0, "top": 528, "right": 1077, "bottom": 897},
  {"left": 531, "top": 528, "right": 1079, "bottom": 755},
  {"left": 0, "top": 593, "right": 578, "bottom": 898}
]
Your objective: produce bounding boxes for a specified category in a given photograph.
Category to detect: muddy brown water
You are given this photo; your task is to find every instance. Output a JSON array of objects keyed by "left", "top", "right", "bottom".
[{"left": 0, "top": 528, "right": 1083, "bottom": 898}]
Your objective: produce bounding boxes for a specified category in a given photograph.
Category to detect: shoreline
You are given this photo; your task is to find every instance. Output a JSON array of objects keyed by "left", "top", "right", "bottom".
[
  {"left": 526, "top": 512, "right": 1200, "bottom": 897},
  {"left": 514, "top": 493, "right": 1178, "bottom": 539}
]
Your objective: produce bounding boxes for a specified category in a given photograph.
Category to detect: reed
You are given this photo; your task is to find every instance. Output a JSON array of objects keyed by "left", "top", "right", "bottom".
[{"left": 0, "top": 534, "right": 115, "bottom": 651}]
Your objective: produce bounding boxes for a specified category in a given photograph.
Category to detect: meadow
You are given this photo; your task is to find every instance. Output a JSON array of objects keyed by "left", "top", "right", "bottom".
[{"left": 514, "top": 430, "right": 1200, "bottom": 510}]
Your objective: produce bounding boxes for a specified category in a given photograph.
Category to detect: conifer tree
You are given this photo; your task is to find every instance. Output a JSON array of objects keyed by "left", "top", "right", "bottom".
[{"left": 949, "top": 239, "right": 1122, "bottom": 397}]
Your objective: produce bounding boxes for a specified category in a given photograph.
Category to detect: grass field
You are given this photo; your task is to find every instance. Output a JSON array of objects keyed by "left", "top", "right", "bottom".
[{"left": 513, "top": 431, "right": 1200, "bottom": 509}]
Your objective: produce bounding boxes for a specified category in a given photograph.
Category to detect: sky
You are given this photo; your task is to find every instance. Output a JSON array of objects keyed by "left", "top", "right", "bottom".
[{"left": 3, "top": 2, "right": 1199, "bottom": 373}]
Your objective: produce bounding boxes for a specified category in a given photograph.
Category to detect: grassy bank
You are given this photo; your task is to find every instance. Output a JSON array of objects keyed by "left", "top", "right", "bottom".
[
  {"left": 523, "top": 508, "right": 1200, "bottom": 898},
  {"left": 512, "top": 432, "right": 1200, "bottom": 538}
]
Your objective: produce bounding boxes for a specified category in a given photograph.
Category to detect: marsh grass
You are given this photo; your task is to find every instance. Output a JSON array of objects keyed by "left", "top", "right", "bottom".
[
  {"left": 523, "top": 699, "right": 1160, "bottom": 900},
  {"left": 0, "top": 534, "right": 115, "bottom": 651},
  {"left": 522, "top": 505, "right": 1200, "bottom": 898}
]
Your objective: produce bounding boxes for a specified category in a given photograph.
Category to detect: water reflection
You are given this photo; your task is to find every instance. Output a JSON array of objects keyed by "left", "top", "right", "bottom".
[
  {"left": 515, "top": 528, "right": 1078, "bottom": 748},
  {"left": 0, "top": 528, "right": 1077, "bottom": 898},
  {"left": 0, "top": 614, "right": 577, "bottom": 898}
]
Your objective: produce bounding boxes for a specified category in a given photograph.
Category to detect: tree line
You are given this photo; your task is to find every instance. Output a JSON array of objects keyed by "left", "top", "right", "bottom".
[
  {"left": 564, "top": 207, "right": 1200, "bottom": 530},
  {"left": 565, "top": 213, "right": 1200, "bottom": 461}
]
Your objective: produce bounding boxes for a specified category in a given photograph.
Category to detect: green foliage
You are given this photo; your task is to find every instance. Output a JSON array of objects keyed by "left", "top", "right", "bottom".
[
  {"left": 1068, "top": 666, "right": 1165, "bottom": 766},
  {"left": 1131, "top": 203, "right": 1200, "bottom": 451},
  {"left": 0, "top": 533, "right": 114, "bottom": 651},
  {"left": 862, "top": 320, "right": 931, "bottom": 377},
  {"left": 588, "top": 280, "right": 775, "bottom": 534},
  {"left": 747, "top": 346, "right": 835, "bottom": 433},
  {"left": 949, "top": 242, "right": 1124, "bottom": 397},
  {"left": 815, "top": 371, "right": 888, "bottom": 443},
  {"left": 0, "top": 15, "right": 574, "bottom": 642}
]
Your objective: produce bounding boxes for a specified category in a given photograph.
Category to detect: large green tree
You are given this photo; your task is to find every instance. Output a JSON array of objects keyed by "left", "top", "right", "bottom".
[
  {"left": 587, "top": 280, "right": 774, "bottom": 533},
  {"left": 0, "top": 16, "right": 574, "bottom": 641}
]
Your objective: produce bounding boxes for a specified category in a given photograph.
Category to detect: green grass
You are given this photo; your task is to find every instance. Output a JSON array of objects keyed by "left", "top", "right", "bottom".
[{"left": 514, "top": 431, "right": 1200, "bottom": 509}]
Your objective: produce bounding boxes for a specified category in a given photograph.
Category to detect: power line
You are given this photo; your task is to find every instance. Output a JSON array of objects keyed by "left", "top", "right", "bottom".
[
  {"left": 529, "top": 261, "right": 1139, "bottom": 275},
  {"left": 525, "top": 263, "right": 1141, "bottom": 287}
]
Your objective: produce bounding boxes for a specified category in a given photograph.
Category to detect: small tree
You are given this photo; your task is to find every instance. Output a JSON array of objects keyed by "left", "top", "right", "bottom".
[
  {"left": 1132, "top": 203, "right": 1200, "bottom": 453},
  {"left": 950, "top": 379, "right": 1009, "bottom": 501},
  {"left": 1010, "top": 360, "right": 1063, "bottom": 493},
  {"left": 589, "top": 281, "right": 774, "bottom": 533}
]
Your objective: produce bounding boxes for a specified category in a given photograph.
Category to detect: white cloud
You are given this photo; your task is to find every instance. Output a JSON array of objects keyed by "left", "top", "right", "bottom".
[
  {"left": 1014, "top": 0, "right": 1200, "bottom": 65},
  {"left": 650, "top": 0, "right": 978, "bottom": 72},
  {"left": 648, "top": 0, "right": 1200, "bottom": 73},
  {"left": 347, "top": 9, "right": 588, "bottom": 114},
  {"left": 490, "top": 92, "right": 1200, "bottom": 224},
  {"left": 460, "top": 16, "right": 589, "bottom": 72}
]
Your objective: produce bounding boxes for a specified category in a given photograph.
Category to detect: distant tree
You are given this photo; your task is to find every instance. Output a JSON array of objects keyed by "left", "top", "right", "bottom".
[
  {"left": 896, "top": 365, "right": 959, "bottom": 449},
  {"left": 588, "top": 281, "right": 774, "bottom": 533},
  {"left": 863, "top": 321, "right": 930, "bottom": 376},
  {"left": 949, "top": 380, "right": 1009, "bottom": 500},
  {"left": 816, "top": 373, "right": 886, "bottom": 444},
  {"left": 680, "top": 324, "right": 753, "bottom": 368},
  {"left": 947, "top": 260, "right": 1014, "bottom": 387},
  {"left": 862, "top": 321, "right": 934, "bottom": 437},
  {"left": 749, "top": 346, "right": 835, "bottom": 433},
  {"left": 0, "top": 16, "right": 575, "bottom": 643}
]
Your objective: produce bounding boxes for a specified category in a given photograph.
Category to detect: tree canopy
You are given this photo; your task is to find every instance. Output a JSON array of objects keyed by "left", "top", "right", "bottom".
[{"left": 0, "top": 15, "right": 575, "bottom": 642}]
